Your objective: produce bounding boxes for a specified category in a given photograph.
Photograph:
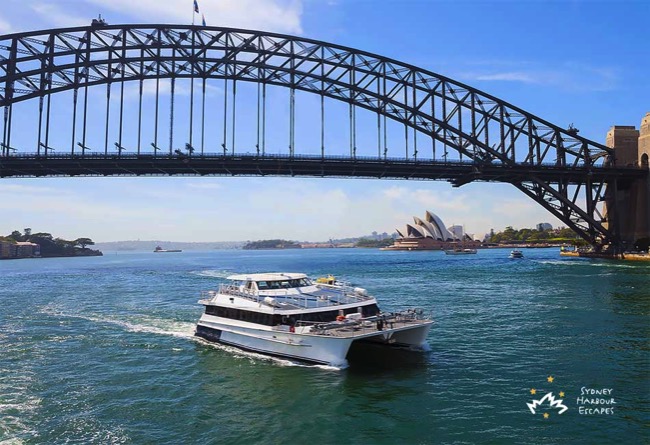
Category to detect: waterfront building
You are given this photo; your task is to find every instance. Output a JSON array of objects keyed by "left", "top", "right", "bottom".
[
  {"left": 0, "top": 241, "right": 40, "bottom": 259},
  {"left": 384, "top": 211, "right": 481, "bottom": 250},
  {"left": 0, "top": 241, "right": 12, "bottom": 258},
  {"left": 536, "top": 222, "right": 553, "bottom": 231}
]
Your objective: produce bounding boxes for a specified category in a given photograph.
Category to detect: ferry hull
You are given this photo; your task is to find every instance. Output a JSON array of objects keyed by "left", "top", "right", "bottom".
[
  {"left": 195, "top": 320, "right": 355, "bottom": 367},
  {"left": 196, "top": 316, "right": 433, "bottom": 367},
  {"left": 360, "top": 322, "right": 433, "bottom": 350}
]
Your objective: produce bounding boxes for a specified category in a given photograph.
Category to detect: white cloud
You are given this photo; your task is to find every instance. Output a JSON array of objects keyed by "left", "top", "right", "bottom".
[
  {"left": 382, "top": 186, "right": 405, "bottom": 200},
  {"left": 0, "top": 184, "right": 64, "bottom": 194},
  {"left": 0, "top": 16, "right": 12, "bottom": 34},
  {"left": 495, "top": 197, "right": 538, "bottom": 218},
  {"left": 29, "top": 2, "right": 90, "bottom": 28},
  {"left": 459, "top": 62, "right": 619, "bottom": 92},
  {"left": 382, "top": 186, "right": 470, "bottom": 212},
  {"left": 410, "top": 189, "right": 470, "bottom": 212},
  {"left": 474, "top": 72, "right": 537, "bottom": 83},
  {"left": 87, "top": 0, "right": 303, "bottom": 34}
]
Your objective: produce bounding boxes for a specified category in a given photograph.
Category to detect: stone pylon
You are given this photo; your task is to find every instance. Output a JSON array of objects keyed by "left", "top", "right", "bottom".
[{"left": 603, "top": 113, "right": 650, "bottom": 250}]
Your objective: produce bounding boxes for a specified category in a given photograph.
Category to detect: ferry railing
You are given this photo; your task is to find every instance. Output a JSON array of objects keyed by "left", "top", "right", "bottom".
[
  {"left": 299, "top": 308, "right": 431, "bottom": 334},
  {"left": 200, "top": 283, "right": 374, "bottom": 308}
]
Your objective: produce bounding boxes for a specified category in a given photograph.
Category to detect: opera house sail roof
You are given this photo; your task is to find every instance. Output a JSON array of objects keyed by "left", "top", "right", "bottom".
[{"left": 396, "top": 211, "right": 457, "bottom": 241}]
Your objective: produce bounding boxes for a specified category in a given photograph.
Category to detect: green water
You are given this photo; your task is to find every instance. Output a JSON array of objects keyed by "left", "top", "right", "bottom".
[{"left": 0, "top": 248, "right": 648, "bottom": 444}]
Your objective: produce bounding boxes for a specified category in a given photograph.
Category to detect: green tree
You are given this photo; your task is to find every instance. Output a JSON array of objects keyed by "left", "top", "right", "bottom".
[
  {"left": 355, "top": 238, "right": 394, "bottom": 248},
  {"left": 74, "top": 238, "right": 95, "bottom": 249},
  {"left": 30, "top": 232, "right": 53, "bottom": 241},
  {"left": 518, "top": 228, "right": 533, "bottom": 241},
  {"left": 557, "top": 228, "right": 576, "bottom": 239},
  {"left": 502, "top": 226, "right": 517, "bottom": 242},
  {"left": 8, "top": 230, "right": 23, "bottom": 241},
  {"left": 54, "top": 238, "right": 75, "bottom": 251}
]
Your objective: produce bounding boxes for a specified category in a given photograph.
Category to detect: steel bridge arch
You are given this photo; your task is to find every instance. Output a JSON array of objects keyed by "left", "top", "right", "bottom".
[{"left": 0, "top": 24, "right": 645, "bottom": 249}]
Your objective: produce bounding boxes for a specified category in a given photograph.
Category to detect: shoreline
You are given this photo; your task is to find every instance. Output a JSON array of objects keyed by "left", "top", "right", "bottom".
[{"left": 560, "top": 251, "right": 650, "bottom": 261}]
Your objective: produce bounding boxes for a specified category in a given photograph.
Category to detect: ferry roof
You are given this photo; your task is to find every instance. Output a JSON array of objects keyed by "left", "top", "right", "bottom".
[{"left": 226, "top": 272, "right": 308, "bottom": 282}]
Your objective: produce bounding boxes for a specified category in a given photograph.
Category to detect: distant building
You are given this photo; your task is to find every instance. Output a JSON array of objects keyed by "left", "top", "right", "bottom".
[
  {"left": 536, "top": 223, "right": 553, "bottom": 231},
  {"left": 448, "top": 225, "right": 464, "bottom": 240},
  {"left": 365, "top": 231, "right": 391, "bottom": 241},
  {"left": 0, "top": 241, "right": 12, "bottom": 259},
  {"left": 0, "top": 241, "right": 40, "bottom": 259}
]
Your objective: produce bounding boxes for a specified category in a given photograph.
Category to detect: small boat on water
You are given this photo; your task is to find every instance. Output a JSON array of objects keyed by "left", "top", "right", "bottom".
[
  {"left": 509, "top": 250, "right": 524, "bottom": 259},
  {"left": 444, "top": 248, "right": 477, "bottom": 255},
  {"left": 154, "top": 246, "right": 182, "bottom": 253},
  {"left": 195, "top": 272, "right": 433, "bottom": 368}
]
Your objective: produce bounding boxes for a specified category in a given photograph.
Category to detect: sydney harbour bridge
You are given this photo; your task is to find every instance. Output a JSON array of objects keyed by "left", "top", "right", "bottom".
[{"left": 0, "top": 23, "right": 647, "bottom": 251}]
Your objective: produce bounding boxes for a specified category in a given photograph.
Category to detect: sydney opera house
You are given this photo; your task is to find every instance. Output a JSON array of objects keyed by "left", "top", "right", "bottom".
[{"left": 384, "top": 210, "right": 481, "bottom": 250}]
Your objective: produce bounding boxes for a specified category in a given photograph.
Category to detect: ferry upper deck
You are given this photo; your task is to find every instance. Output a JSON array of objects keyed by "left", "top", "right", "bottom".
[{"left": 199, "top": 272, "right": 375, "bottom": 311}]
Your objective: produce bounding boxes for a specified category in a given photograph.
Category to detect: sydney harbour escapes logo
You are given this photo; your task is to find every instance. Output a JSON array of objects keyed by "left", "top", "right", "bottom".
[
  {"left": 526, "top": 376, "right": 617, "bottom": 419},
  {"left": 527, "top": 376, "right": 568, "bottom": 419}
]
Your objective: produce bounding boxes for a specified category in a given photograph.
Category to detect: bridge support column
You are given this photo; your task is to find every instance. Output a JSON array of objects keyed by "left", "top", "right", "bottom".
[{"left": 604, "top": 114, "right": 650, "bottom": 250}]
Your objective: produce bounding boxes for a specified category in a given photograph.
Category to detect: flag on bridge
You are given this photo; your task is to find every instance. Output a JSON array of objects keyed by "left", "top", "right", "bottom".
[
  {"left": 202, "top": 14, "right": 207, "bottom": 26},
  {"left": 194, "top": 0, "right": 200, "bottom": 13}
]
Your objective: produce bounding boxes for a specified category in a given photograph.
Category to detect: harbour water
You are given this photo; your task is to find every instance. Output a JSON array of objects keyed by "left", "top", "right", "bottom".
[{"left": 1, "top": 248, "right": 648, "bottom": 444}]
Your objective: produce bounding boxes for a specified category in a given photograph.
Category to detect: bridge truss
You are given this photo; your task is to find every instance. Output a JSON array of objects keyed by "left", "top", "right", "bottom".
[{"left": 0, "top": 24, "right": 646, "bottom": 249}]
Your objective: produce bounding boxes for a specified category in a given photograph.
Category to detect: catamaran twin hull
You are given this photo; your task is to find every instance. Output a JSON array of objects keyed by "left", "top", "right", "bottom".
[
  {"left": 196, "top": 313, "right": 433, "bottom": 368},
  {"left": 194, "top": 272, "right": 432, "bottom": 368}
]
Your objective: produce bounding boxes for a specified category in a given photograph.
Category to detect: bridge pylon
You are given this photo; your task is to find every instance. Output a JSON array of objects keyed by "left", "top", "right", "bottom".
[{"left": 604, "top": 113, "right": 650, "bottom": 251}]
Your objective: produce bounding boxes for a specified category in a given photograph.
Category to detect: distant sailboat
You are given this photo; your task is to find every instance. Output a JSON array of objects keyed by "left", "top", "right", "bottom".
[{"left": 154, "top": 246, "right": 182, "bottom": 253}]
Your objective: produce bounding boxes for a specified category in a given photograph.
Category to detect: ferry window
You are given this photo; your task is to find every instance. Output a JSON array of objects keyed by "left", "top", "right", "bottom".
[
  {"left": 299, "top": 278, "right": 311, "bottom": 286},
  {"left": 257, "top": 281, "right": 269, "bottom": 290},
  {"left": 203, "top": 304, "right": 281, "bottom": 326},
  {"left": 362, "top": 304, "right": 379, "bottom": 317}
]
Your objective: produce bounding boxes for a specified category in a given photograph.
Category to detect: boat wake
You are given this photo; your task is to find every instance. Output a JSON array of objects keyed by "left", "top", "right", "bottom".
[
  {"left": 538, "top": 259, "right": 643, "bottom": 269},
  {"left": 0, "top": 369, "right": 40, "bottom": 444},
  {"left": 36, "top": 305, "right": 196, "bottom": 340},
  {"left": 37, "top": 306, "right": 343, "bottom": 371},
  {"left": 190, "top": 269, "right": 234, "bottom": 279},
  {"left": 72, "top": 314, "right": 196, "bottom": 340}
]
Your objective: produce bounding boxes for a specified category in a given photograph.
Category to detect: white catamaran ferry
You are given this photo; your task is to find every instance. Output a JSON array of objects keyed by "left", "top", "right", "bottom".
[{"left": 195, "top": 273, "right": 433, "bottom": 367}]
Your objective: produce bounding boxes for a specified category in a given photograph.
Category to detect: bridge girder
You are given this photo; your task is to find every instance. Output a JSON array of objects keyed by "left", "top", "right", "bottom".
[{"left": 0, "top": 24, "right": 645, "bottom": 249}]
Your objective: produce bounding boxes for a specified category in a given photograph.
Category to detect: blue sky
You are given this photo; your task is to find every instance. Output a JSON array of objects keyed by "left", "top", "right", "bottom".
[{"left": 1, "top": 0, "right": 648, "bottom": 242}]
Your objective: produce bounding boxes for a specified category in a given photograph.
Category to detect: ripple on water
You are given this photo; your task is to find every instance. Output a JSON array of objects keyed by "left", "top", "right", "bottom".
[{"left": 0, "top": 248, "right": 647, "bottom": 444}]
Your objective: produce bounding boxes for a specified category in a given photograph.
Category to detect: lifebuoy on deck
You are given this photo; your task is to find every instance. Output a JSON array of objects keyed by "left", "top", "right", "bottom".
[{"left": 336, "top": 315, "right": 345, "bottom": 322}]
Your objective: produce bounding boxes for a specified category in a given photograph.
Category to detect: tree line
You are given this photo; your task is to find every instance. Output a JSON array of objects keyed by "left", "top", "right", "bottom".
[
  {"left": 486, "top": 227, "right": 585, "bottom": 245},
  {"left": 1, "top": 228, "right": 100, "bottom": 257},
  {"left": 242, "top": 239, "right": 301, "bottom": 250},
  {"left": 355, "top": 238, "right": 395, "bottom": 248}
]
